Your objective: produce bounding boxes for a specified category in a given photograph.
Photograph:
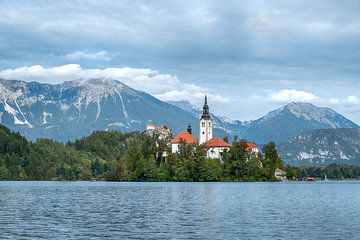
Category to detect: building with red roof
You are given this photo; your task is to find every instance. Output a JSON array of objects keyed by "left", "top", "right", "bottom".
[
  {"left": 205, "top": 137, "right": 231, "bottom": 148},
  {"left": 246, "top": 142, "right": 259, "bottom": 154},
  {"left": 204, "top": 137, "right": 231, "bottom": 160},
  {"left": 171, "top": 125, "right": 198, "bottom": 153},
  {"left": 170, "top": 95, "right": 259, "bottom": 162},
  {"left": 171, "top": 132, "right": 198, "bottom": 144}
]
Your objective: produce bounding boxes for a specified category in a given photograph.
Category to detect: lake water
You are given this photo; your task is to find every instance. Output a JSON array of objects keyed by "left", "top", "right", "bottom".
[{"left": 1, "top": 181, "right": 360, "bottom": 240}]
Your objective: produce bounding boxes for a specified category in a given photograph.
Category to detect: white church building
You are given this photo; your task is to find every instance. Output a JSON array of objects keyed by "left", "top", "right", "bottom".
[{"left": 171, "top": 95, "right": 232, "bottom": 159}]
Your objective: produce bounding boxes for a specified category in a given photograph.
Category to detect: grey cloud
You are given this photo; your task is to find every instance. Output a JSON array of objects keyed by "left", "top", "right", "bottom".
[{"left": 0, "top": 0, "right": 360, "bottom": 122}]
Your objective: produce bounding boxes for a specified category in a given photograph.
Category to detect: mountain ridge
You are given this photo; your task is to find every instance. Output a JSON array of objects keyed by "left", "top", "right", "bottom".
[
  {"left": 279, "top": 128, "right": 360, "bottom": 166},
  {"left": 240, "top": 102, "right": 358, "bottom": 144},
  {"left": 0, "top": 78, "right": 358, "bottom": 145},
  {"left": 0, "top": 78, "right": 202, "bottom": 141},
  {"left": 168, "top": 100, "right": 359, "bottom": 144}
]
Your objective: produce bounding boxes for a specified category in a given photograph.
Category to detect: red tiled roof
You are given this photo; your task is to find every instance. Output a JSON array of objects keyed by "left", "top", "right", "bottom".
[
  {"left": 171, "top": 132, "right": 198, "bottom": 144},
  {"left": 246, "top": 142, "right": 257, "bottom": 151},
  {"left": 205, "top": 137, "right": 231, "bottom": 147}
]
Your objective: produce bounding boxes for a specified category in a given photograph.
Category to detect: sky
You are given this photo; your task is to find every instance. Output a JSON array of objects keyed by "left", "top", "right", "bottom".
[{"left": 0, "top": 0, "right": 360, "bottom": 122}]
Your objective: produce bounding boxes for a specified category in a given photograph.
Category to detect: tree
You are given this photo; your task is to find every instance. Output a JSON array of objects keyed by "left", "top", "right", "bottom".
[{"left": 262, "top": 142, "right": 284, "bottom": 180}]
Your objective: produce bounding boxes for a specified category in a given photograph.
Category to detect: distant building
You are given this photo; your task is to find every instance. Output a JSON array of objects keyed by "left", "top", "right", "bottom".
[
  {"left": 274, "top": 168, "right": 287, "bottom": 181},
  {"left": 146, "top": 124, "right": 172, "bottom": 162},
  {"left": 171, "top": 125, "right": 198, "bottom": 153},
  {"left": 146, "top": 123, "right": 155, "bottom": 131},
  {"left": 146, "top": 124, "right": 171, "bottom": 140},
  {"left": 246, "top": 142, "right": 259, "bottom": 154},
  {"left": 205, "top": 137, "right": 231, "bottom": 161}
]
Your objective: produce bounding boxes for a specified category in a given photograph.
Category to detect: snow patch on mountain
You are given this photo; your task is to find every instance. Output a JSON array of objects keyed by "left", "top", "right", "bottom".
[
  {"left": 279, "top": 128, "right": 360, "bottom": 166},
  {"left": 113, "top": 87, "right": 128, "bottom": 119},
  {"left": 42, "top": 112, "right": 52, "bottom": 124},
  {"left": 108, "top": 122, "right": 127, "bottom": 128},
  {"left": 4, "top": 100, "right": 33, "bottom": 128}
]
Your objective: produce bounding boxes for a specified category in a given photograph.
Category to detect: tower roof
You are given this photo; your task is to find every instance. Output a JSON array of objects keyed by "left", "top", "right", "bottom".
[{"left": 201, "top": 94, "right": 211, "bottom": 120}]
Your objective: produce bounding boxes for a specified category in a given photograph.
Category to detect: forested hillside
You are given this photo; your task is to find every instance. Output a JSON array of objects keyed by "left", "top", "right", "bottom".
[
  {"left": 0, "top": 123, "right": 284, "bottom": 181},
  {"left": 1, "top": 123, "right": 360, "bottom": 181}
]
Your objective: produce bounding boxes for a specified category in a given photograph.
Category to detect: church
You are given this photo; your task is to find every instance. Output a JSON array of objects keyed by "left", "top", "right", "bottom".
[{"left": 171, "top": 95, "right": 232, "bottom": 160}]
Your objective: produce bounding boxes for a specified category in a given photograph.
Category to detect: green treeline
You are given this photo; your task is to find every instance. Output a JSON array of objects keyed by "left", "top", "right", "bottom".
[
  {"left": 1, "top": 124, "right": 360, "bottom": 181},
  {"left": 286, "top": 164, "right": 360, "bottom": 180},
  {"left": 0, "top": 124, "right": 281, "bottom": 181}
]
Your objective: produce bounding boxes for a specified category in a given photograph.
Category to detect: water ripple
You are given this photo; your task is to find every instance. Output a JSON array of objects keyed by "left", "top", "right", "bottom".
[{"left": 0, "top": 181, "right": 360, "bottom": 239}]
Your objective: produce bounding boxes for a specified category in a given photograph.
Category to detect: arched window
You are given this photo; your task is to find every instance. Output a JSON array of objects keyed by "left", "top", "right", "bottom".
[{"left": 202, "top": 122, "right": 205, "bottom": 127}]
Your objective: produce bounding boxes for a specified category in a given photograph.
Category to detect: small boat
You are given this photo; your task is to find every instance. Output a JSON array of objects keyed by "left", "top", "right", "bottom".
[{"left": 306, "top": 177, "right": 317, "bottom": 182}]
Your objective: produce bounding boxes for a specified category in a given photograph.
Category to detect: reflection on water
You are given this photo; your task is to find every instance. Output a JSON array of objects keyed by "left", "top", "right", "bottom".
[{"left": 0, "top": 181, "right": 360, "bottom": 239}]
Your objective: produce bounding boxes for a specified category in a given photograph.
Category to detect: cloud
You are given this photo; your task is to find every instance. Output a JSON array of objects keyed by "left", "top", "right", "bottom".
[
  {"left": 154, "top": 84, "right": 229, "bottom": 103},
  {"left": 328, "top": 95, "right": 360, "bottom": 106},
  {"left": 269, "top": 89, "right": 319, "bottom": 103},
  {"left": 64, "top": 51, "right": 115, "bottom": 61},
  {"left": 329, "top": 98, "right": 340, "bottom": 104},
  {"left": 0, "top": 64, "right": 227, "bottom": 105},
  {"left": 346, "top": 95, "right": 360, "bottom": 105},
  {"left": 0, "top": 1, "right": 360, "bottom": 121}
]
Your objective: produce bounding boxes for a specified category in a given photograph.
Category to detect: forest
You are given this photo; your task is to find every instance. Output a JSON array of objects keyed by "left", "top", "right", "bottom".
[{"left": 1, "top": 123, "right": 360, "bottom": 181}]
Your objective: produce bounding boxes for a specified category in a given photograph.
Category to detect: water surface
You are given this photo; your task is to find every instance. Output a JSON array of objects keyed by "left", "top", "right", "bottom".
[{"left": 0, "top": 181, "right": 359, "bottom": 239}]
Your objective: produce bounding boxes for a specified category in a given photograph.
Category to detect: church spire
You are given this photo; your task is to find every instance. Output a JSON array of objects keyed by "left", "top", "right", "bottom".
[{"left": 201, "top": 94, "right": 210, "bottom": 120}]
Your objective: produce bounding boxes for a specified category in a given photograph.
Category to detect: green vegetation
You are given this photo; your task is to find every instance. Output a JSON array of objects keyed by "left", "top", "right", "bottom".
[
  {"left": 293, "top": 164, "right": 360, "bottom": 180},
  {"left": 0, "top": 124, "right": 283, "bottom": 181},
  {"left": 1, "top": 123, "right": 360, "bottom": 181}
]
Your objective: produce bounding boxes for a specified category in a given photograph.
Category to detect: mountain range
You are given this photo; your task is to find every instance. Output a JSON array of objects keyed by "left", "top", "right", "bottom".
[
  {"left": 1, "top": 78, "right": 360, "bottom": 166},
  {"left": 0, "top": 78, "right": 207, "bottom": 141},
  {"left": 278, "top": 128, "right": 360, "bottom": 166},
  {"left": 168, "top": 100, "right": 358, "bottom": 144}
]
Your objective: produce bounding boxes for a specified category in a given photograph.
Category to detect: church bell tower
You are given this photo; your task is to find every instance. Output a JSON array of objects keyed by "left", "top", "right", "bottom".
[{"left": 199, "top": 94, "right": 212, "bottom": 144}]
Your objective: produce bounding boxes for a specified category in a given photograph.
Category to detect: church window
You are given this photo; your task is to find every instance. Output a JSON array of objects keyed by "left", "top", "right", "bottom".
[
  {"left": 202, "top": 122, "right": 205, "bottom": 127},
  {"left": 202, "top": 131, "right": 205, "bottom": 134},
  {"left": 209, "top": 122, "right": 211, "bottom": 127}
]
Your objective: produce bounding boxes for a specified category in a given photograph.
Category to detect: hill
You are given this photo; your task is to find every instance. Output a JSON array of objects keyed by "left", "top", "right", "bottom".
[
  {"left": 279, "top": 128, "right": 360, "bottom": 166},
  {"left": 241, "top": 102, "right": 358, "bottom": 144}
]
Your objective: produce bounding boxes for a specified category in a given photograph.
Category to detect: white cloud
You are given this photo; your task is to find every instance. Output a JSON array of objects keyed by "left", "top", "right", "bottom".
[
  {"left": 64, "top": 51, "right": 114, "bottom": 61},
  {"left": 0, "top": 64, "right": 227, "bottom": 104},
  {"left": 329, "top": 98, "right": 340, "bottom": 104},
  {"left": 328, "top": 96, "right": 360, "bottom": 106},
  {"left": 269, "top": 89, "right": 319, "bottom": 103},
  {"left": 154, "top": 84, "right": 229, "bottom": 103},
  {"left": 346, "top": 95, "right": 360, "bottom": 105}
]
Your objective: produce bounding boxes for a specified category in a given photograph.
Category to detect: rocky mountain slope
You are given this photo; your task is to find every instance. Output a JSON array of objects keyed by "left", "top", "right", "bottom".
[
  {"left": 241, "top": 102, "right": 358, "bottom": 144},
  {"left": 168, "top": 100, "right": 358, "bottom": 144},
  {"left": 0, "top": 78, "right": 358, "bottom": 145},
  {"left": 278, "top": 128, "right": 360, "bottom": 166},
  {"left": 0, "top": 78, "right": 205, "bottom": 141}
]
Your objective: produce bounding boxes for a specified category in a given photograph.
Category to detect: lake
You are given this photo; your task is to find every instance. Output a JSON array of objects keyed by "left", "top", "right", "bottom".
[{"left": 0, "top": 181, "right": 360, "bottom": 239}]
